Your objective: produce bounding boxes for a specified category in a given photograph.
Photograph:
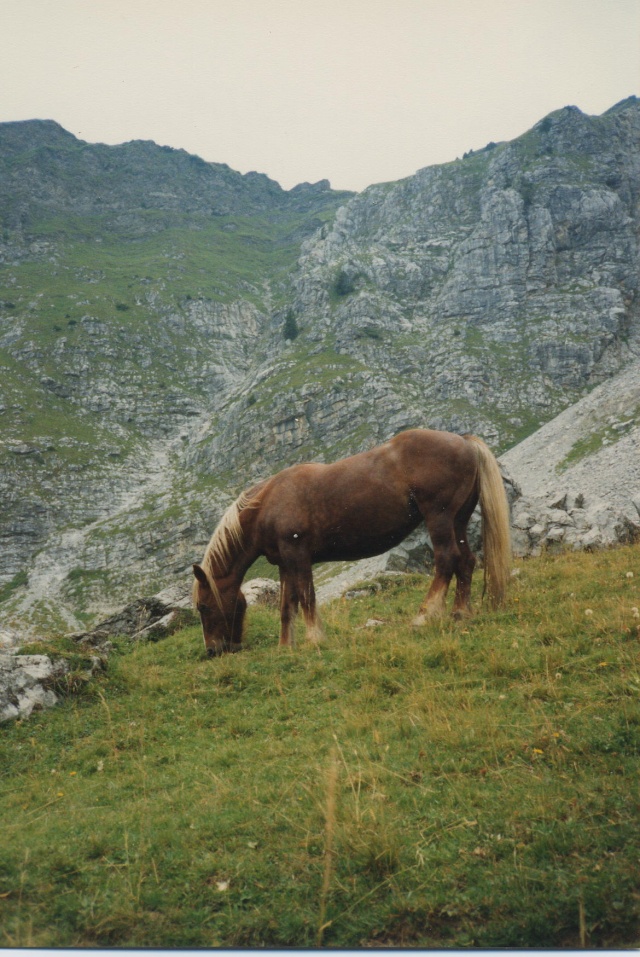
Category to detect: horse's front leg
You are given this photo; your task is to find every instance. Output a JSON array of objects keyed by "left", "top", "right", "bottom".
[
  {"left": 279, "top": 556, "right": 323, "bottom": 646},
  {"left": 413, "top": 522, "right": 457, "bottom": 625}
]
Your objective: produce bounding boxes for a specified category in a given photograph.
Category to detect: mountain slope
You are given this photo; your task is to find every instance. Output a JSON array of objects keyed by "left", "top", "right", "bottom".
[
  {"left": 500, "top": 355, "right": 640, "bottom": 556},
  {"left": 1, "top": 99, "right": 639, "bottom": 630}
]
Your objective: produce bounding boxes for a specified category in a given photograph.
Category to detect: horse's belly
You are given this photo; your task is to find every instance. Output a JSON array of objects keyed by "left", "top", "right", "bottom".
[{"left": 313, "top": 516, "right": 420, "bottom": 563}]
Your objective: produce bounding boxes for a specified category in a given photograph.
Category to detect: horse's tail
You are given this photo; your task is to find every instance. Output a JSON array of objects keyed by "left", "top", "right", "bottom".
[{"left": 464, "top": 434, "right": 512, "bottom": 607}]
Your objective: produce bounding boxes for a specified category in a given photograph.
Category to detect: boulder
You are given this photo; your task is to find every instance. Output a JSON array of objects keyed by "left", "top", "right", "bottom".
[
  {"left": 69, "top": 584, "right": 197, "bottom": 647},
  {"left": 242, "top": 578, "right": 280, "bottom": 606},
  {"left": 0, "top": 653, "right": 68, "bottom": 722}
]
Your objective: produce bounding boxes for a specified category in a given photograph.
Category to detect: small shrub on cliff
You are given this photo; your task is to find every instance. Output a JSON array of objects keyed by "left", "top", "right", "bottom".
[
  {"left": 283, "top": 309, "right": 299, "bottom": 341},
  {"left": 332, "top": 269, "right": 355, "bottom": 298}
]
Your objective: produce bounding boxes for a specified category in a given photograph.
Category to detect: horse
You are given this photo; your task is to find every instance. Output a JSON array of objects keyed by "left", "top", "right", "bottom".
[{"left": 192, "top": 428, "right": 512, "bottom": 656}]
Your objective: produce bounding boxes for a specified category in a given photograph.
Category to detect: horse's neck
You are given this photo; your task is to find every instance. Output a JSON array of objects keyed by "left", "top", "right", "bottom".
[{"left": 212, "top": 506, "right": 259, "bottom": 588}]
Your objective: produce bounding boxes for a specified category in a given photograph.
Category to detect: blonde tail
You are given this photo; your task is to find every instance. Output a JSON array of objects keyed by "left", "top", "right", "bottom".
[{"left": 465, "top": 435, "right": 512, "bottom": 607}]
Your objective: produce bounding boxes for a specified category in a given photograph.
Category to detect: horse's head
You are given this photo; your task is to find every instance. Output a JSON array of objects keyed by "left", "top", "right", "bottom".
[{"left": 192, "top": 564, "right": 246, "bottom": 656}]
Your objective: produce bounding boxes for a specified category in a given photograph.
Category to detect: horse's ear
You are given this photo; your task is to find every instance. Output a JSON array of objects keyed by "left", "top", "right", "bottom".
[{"left": 192, "top": 563, "right": 208, "bottom": 585}]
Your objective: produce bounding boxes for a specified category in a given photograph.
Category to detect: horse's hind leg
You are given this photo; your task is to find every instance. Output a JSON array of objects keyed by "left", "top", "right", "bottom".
[
  {"left": 451, "top": 493, "right": 478, "bottom": 619},
  {"left": 413, "top": 516, "right": 458, "bottom": 625},
  {"left": 451, "top": 524, "right": 476, "bottom": 618}
]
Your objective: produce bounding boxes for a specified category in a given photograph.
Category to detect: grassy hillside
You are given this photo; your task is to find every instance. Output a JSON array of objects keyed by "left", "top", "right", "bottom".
[
  {"left": 1, "top": 544, "right": 639, "bottom": 948},
  {"left": 0, "top": 207, "right": 335, "bottom": 442}
]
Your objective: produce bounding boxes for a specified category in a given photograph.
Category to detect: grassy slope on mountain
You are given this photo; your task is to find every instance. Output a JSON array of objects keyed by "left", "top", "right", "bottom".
[
  {"left": 1, "top": 545, "right": 638, "bottom": 948},
  {"left": 0, "top": 118, "right": 351, "bottom": 473}
]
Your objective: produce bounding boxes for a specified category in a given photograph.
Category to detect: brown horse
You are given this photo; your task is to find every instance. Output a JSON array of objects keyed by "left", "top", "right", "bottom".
[{"left": 192, "top": 429, "right": 511, "bottom": 655}]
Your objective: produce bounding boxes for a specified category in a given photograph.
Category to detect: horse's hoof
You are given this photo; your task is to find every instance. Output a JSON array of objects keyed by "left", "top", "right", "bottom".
[
  {"left": 413, "top": 605, "right": 445, "bottom": 625},
  {"left": 307, "top": 629, "right": 325, "bottom": 644},
  {"left": 452, "top": 608, "right": 472, "bottom": 621}
]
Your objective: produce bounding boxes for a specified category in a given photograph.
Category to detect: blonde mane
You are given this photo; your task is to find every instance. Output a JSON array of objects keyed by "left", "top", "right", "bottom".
[{"left": 193, "top": 488, "right": 261, "bottom": 605}]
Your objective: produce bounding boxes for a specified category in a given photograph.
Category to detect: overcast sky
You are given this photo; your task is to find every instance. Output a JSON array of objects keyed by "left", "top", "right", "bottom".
[{"left": 1, "top": 0, "right": 638, "bottom": 192}]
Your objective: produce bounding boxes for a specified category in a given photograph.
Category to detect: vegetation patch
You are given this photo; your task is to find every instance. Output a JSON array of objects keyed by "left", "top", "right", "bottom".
[
  {"left": 557, "top": 407, "right": 639, "bottom": 472},
  {"left": 1, "top": 545, "right": 639, "bottom": 948},
  {"left": 0, "top": 570, "right": 28, "bottom": 605}
]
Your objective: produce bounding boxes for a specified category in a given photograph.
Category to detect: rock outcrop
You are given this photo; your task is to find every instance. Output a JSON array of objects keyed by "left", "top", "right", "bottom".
[
  {"left": 0, "top": 654, "right": 66, "bottom": 722},
  {"left": 502, "top": 355, "right": 640, "bottom": 554}
]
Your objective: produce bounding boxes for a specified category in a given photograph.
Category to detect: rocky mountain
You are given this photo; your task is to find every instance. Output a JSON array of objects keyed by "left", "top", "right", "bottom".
[
  {"left": 189, "top": 98, "right": 640, "bottom": 497},
  {"left": 1, "top": 97, "right": 639, "bottom": 633}
]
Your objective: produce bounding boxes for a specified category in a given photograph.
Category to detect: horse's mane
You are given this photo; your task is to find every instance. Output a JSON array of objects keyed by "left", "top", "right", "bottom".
[{"left": 193, "top": 486, "right": 263, "bottom": 604}]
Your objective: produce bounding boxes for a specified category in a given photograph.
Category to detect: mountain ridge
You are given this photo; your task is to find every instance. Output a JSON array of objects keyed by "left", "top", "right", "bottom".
[{"left": 0, "top": 118, "right": 351, "bottom": 225}]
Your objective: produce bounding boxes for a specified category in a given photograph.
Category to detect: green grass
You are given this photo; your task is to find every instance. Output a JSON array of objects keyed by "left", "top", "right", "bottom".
[
  {"left": 1, "top": 544, "right": 639, "bottom": 948},
  {"left": 0, "top": 570, "right": 28, "bottom": 604}
]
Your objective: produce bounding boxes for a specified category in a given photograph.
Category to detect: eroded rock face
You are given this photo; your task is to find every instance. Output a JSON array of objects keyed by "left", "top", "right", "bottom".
[
  {"left": 195, "top": 101, "right": 640, "bottom": 494},
  {"left": 510, "top": 494, "right": 640, "bottom": 556}
]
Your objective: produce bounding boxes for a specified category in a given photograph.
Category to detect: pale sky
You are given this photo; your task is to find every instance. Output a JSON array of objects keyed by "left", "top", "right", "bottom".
[{"left": 0, "top": 0, "right": 638, "bottom": 192}]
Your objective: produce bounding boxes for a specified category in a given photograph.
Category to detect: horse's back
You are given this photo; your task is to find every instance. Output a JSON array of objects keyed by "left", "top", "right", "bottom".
[
  {"left": 388, "top": 429, "right": 478, "bottom": 490},
  {"left": 261, "top": 429, "right": 476, "bottom": 502}
]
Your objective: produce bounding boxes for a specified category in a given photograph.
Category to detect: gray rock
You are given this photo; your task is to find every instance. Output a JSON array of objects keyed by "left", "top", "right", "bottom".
[
  {"left": 153, "top": 582, "right": 192, "bottom": 609},
  {"left": 131, "top": 610, "right": 184, "bottom": 642},
  {"left": 242, "top": 578, "right": 280, "bottom": 606},
  {"left": 501, "top": 354, "right": 640, "bottom": 555},
  {"left": 0, "top": 653, "right": 68, "bottom": 722}
]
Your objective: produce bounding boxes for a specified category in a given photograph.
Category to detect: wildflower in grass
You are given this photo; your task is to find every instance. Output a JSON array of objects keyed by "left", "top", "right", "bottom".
[
  {"left": 632, "top": 607, "right": 639, "bottom": 619},
  {"left": 532, "top": 748, "right": 544, "bottom": 754},
  {"left": 626, "top": 571, "right": 634, "bottom": 579},
  {"left": 584, "top": 608, "right": 594, "bottom": 617}
]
